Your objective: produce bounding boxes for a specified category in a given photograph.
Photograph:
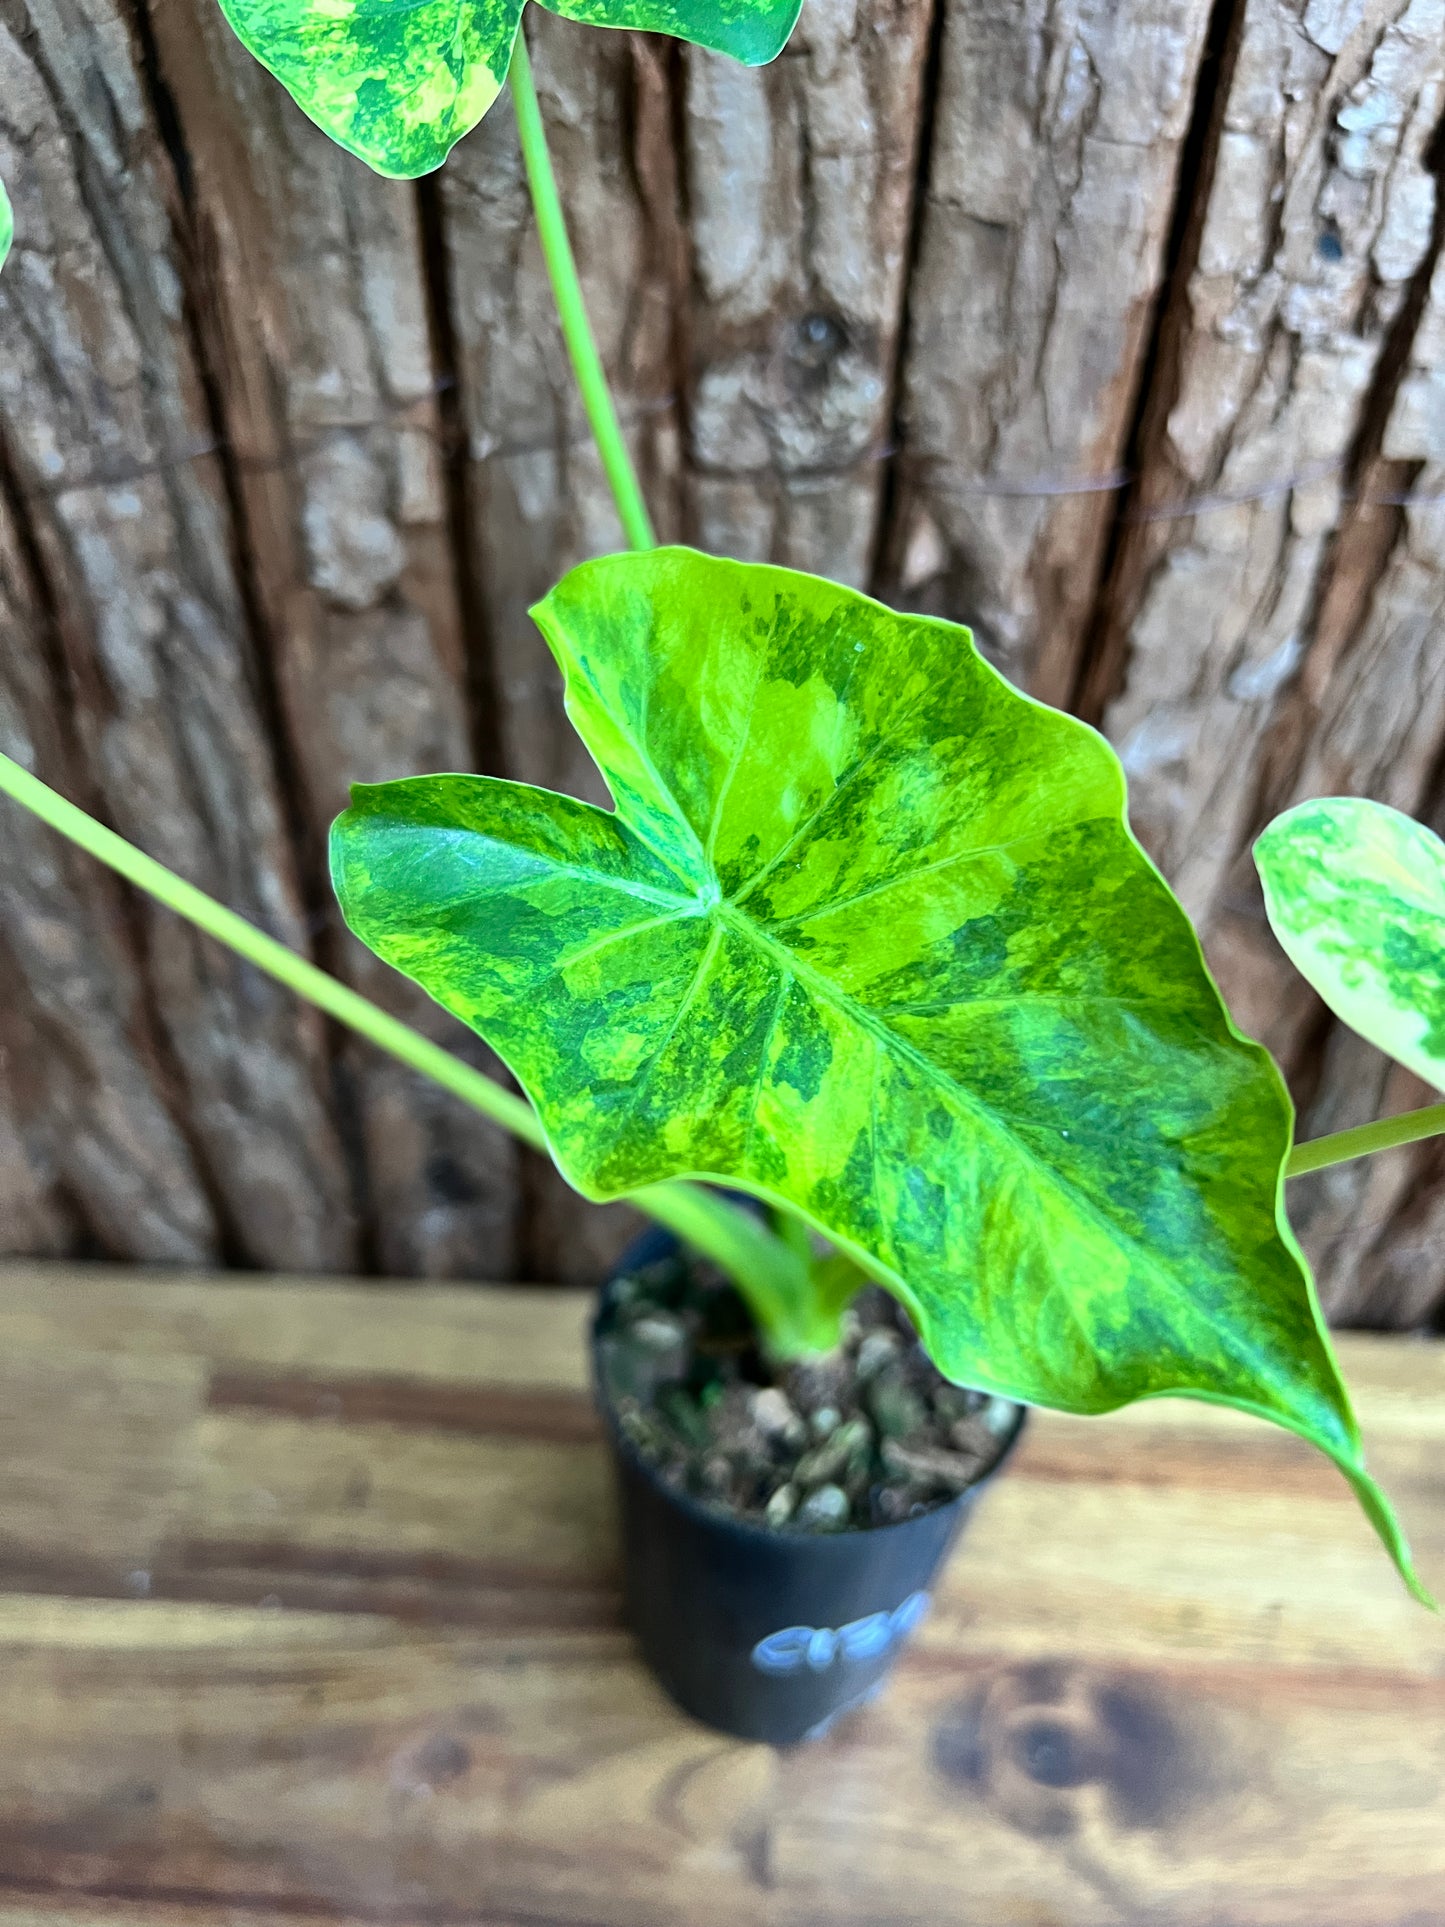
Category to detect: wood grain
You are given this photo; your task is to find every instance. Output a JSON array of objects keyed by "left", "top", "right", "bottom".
[
  {"left": 0, "top": 0, "right": 356, "bottom": 1271},
  {"left": 876, "top": 0, "right": 1216, "bottom": 701},
  {"left": 680, "top": 0, "right": 933, "bottom": 588},
  {"left": 0, "top": 1264, "right": 1439, "bottom": 1926},
  {"left": 431, "top": 11, "right": 672, "bottom": 1281},
  {"left": 1096, "top": 0, "right": 1445, "bottom": 944},
  {"left": 0, "top": 493, "right": 219, "bottom": 1262}
]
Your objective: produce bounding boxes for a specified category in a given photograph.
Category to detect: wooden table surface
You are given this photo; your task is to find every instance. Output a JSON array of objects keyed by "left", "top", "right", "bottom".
[{"left": 0, "top": 1264, "right": 1441, "bottom": 1927}]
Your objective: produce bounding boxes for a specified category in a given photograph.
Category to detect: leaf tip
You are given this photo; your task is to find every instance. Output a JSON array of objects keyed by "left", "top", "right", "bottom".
[{"left": 1339, "top": 1455, "right": 1439, "bottom": 1611}]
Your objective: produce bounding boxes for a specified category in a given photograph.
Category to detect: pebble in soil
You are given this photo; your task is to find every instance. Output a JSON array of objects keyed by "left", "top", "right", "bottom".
[{"left": 597, "top": 1251, "right": 1022, "bottom": 1533}]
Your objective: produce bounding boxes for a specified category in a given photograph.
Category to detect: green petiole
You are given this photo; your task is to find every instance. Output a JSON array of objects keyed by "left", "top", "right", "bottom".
[
  {"left": 1285, "top": 1100, "right": 1445, "bottom": 1177},
  {"left": 509, "top": 25, "right": 656, "bottom": 553}
]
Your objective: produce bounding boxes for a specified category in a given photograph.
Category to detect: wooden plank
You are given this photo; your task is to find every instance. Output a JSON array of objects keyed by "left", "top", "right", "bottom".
[
  {"left": 0, "top": 1089, "right": 74, "bottom": 1259},
  {"left": 0, "top": 0, "right": 356, "bottom": 1271},
  {"left": 0, "top": 495, "right": 219, "bottom": 1262},
  {"left": 434, "top": 12, "right": 673, "bottom": 1280},
  {"left": 437, "top": 13, "right": 679, "bottom": 804},
  {"left": 776, "top": 1656, "right": 1445, "bottom": 1926},
  {"left": 680, "top": 0, "right": 933, "bottom": 587},
  {"left": 0, "top": 1266, "right": 1439, "bottom": 1925},
  {"left": 7, "top": 0, "right": 1445, "bottom": 1325},
  {"left": 1230, "top": 246, "right": 1445, "bottom": 1326},
  {"left": 0, "top": 1600, "right": 776, "bottom": 1927},
  {"left": 0, "top": 1263, "right": 593, "bottom": 1387},
  {"left": 1095, "top": 0, "right": 1445, "bottom": 943},
  {"left": 1079, "top": 0, "right": 1445, "bottom": 1328},
  {"left": 146, "top": 0, "right": 522, "bottom": 1279},
  {"left": 876, "top": 0, "right": 1215, "bottom": 701}
]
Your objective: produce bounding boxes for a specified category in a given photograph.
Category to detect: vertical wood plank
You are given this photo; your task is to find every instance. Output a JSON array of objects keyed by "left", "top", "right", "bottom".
[
  {"left": 2, "top": 0, "right": 1444, "bottom": 1320},
  {"left": 1095, "top": 0, "right": 1444, "bottom": 939},
  {"left": 0, "top": 1078, "right": 76, "bottom": 1258},
  {"left": 1082, "top": 0, "right": 1445, "bottom": 1322},
  {"left": 439, "top": 12, "right": 681, "bottom": 802},
  {"left": 147, "top": 0, "right": 522, "bottom": 1278},
  {"left": 680, "top": 0, "right": 933, "bottom": 589},
  {"left": 0, "top": 0, "right": 357, "bottom": 1269},
  {"left": 1250, "top": 242, "right": 1445, "bottom": 1325},
  {"left": 0, "top": 420, "right": 220, "bottom": 1264},
  {"left": 875, "top": 0, "right": 1216, "bottom": 700},
  {"left": 436, "top": 13, "right": 670, "bottom": 1277}
]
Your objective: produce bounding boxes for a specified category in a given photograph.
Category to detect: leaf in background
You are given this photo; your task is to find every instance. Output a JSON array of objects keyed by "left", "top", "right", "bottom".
[
  {"left": 332, "top": 548, "right": 1428, "bottom": 1601},
  {"left": 548, "top": 0, "right": 800, "bottom": 65},
  {"left": 215, "top": 0, "right": 802, "bottom": 177},
  {"left": 1, "top": 177, "right": 11, "bottom": 273},
  {"left": 1256, "top": 797, "right": 1445, "bottom": 1093}
]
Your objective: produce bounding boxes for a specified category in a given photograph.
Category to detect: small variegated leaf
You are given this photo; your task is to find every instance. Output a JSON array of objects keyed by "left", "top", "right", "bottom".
[
  {"left": 332, "top": 548, "right": 1429, "bottom": 1602},
  {"left": 1256, "top": 796, "right": 1445, "bottom": 1092}
]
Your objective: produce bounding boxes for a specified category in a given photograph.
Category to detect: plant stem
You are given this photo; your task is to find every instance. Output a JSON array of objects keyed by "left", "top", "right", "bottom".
[
  {"left": 0, "top": 751, "right": 809, "bottom": 1301},
  {"left": 510, "top": 26, "right": 656, "bottom": 553},
  {"left": 1286, "top": 1101, "right": 1445, "bottom": 1177}
]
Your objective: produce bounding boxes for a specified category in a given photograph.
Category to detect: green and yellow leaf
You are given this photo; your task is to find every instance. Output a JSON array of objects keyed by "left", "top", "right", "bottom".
[
  {"left": 1256, "top": 796, "right": 1445, "bottom": 1093},
  {"left": 215, "top": 0, "right": 802, "bottom": 177},
  {"left": 331, "top": 548, "right": 1428, "bottom": 1601}
]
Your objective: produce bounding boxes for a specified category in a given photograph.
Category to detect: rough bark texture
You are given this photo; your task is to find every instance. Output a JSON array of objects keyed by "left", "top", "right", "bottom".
[
  {"left": 681, "top": 0, "right": 932, "bottom": 588},
  {"left": 875, "top": 0, "right": 1216, "bottom": 701},
  {"left": 146, "top": 0, "right": 522, "bottom": 1279},
  {"left": 3, "top": 0, "right": 1445, "bottom": 1325},
  {"left": 0, "top": 490, "right": 219, "bottom": 1260},
  {"left": 1082, "top": 0, "right": 1445, "bottom": 1320},
  {"left": 1095, "top": 0, "right": 1445, "bottom": 941},
  {"left": 1258, "top": 231, "right": 1445, "bottom": 1322}
]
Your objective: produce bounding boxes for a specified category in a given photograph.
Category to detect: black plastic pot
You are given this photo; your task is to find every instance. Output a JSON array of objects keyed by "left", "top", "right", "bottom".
[{"left": 592, "top": 1230, "right": 1027, "bottom": 1745}]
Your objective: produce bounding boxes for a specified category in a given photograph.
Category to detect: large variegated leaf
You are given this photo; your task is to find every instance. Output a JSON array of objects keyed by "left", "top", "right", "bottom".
[
  {"left": 332, "top": 548, "right": 1427, "bottom": 1599},
  {"left": 215, "top": 0, "right": 802, "bottom": 177},
  {"left": 1256, "top": 797, "right": 1445, "bottom": 1092},
  {"left": 1, "top": 178, "right": 11, "bottom": 273}
]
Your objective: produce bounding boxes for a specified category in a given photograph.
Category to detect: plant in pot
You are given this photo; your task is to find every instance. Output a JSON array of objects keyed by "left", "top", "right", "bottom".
[
  {"left": 0, "top": 0, "right": 1439, "bottom": 1752},
  {"left": 325, "top": 545, "right": 1435, "bottom": 1734}
]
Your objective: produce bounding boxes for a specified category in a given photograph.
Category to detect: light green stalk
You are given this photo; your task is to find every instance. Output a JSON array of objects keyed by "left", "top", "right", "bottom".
[{"left": 509, "top": 29, "right": 656, "bottom": 553}]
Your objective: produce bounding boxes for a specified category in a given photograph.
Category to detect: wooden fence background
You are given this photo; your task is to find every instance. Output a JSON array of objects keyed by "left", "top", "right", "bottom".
[{"left": 1, "top": 0, "right": 1443, "bottom": 1322}]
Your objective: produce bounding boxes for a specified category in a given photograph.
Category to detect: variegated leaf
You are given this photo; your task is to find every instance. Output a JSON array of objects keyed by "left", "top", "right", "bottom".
[
  {"left": 332, "top": 549, "right": 1428, "bottom": 1600},
  {"left": 1257, "top": 796, "right": 1445, "bottom": 1092}
]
